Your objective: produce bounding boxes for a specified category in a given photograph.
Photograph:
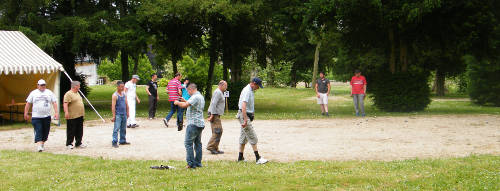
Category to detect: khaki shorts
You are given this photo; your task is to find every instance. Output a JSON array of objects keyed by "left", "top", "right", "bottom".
[
  {"left": 237, "top": 111, "right": 258, "bottom": 145},
  {"left": 317, "top": 93, "right": 328, "bottom": 104}
]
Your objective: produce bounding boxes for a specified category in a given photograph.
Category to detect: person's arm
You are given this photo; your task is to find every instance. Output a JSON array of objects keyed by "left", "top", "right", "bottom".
[
  {"left": 24, "top": 103, "right": 31, "bottom": 121},
  {"left": 136, "top": 94, "right": 140, "bottom": 104},
  {"left": 350, "top": 78, "right": 353, "bottom": 97},
  {"left": 52, "top": 101, "right": 59, "bottom": 120},
  {"left": 315, "top": 82, "right": 319, "bottom": 98},
  {"left": 111, "top": 95, "right": 117, "bottom": 122},
  {"left": 241, "top": 101, "right": 248, "bottom": 128},
  {"left": 175, "top": 99, "right": 191, "bottom": 108},
  {"left": 327, "top": 83, "right": 331, "bottom": 95},
  {"left": 146, "top": 85, "right": 151, "bottom": 96},
  {"left": 63, "top": 102, "right": 70, "bottom": 119},
  {"left": 125, "top": 96, "right": 129, "bottom": 118}
]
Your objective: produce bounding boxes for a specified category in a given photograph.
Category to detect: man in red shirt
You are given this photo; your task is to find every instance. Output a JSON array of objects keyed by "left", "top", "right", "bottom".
[
  {"left": 350, "top": 70, "right": 367, "bottom": 117},
  {"left": 163, "top": 73, "right": 184, "bottom": 131}
]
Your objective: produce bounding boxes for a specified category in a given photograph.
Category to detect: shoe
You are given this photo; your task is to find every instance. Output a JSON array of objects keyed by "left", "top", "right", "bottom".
[
  {"left": 186, "top": 165, "right": 196, "bottom": 169},
  {"left": 256, "top": 157, "right": 269, "bottom": 164},
  {"left": 355, "top": 112, "right": 359, "bottom": 117},
  {"left": 325, "top": 113, "right": 329, "bottom": 117},
  {"left": 321, "top": 113, "right": 325, "bottom": 116},
  {"left": 127, "top": 125, "right": 131, "bottom": 128},
  {"left": 217, "top": 150, "right": 224, "bottom": 154},
  {"left": 37, "top": 145, "right": 43, "bottom": 152},
  {"left": 208, "top": 149, "right": 218, "bottom": 155},
  {"left": 237, "top": 157, "right": 245, "bottom": 162},
  {"left": 67, "top": 145, "right": 74, "bottom": 149},
  {"left": 177, "top": 124, "right": 183, "bottom": 131},
  {"left": 163, "top": 119, "right": 169, "bottom": 128},
  {"left": 361, "top": 113, "right": 366, "bottom": 117},
  {"left": 41, "top": 144, "right": 45, "bottom": 151},
  {"left": 148, "top": 118, "right": 153, "bottom": 120},
  {"left": 112, "top": 143, "right": 119, "bottom": 148},
  {"left": 76, "top": 144, "right": 87, "bottom": 149},
  {"left": 133, "top": 124, "right": 139, "bottom": 128},
  {"left": 119, "top": 142, "right": 131, "bottom": 145}
]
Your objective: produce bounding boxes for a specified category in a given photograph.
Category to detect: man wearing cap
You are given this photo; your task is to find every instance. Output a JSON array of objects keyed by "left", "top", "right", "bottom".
[
  {"left": 63, "top": 81, "right": 86, "bottom": 149},
  {"left": 350, "top": 69, "right": 367, "bottom": 117},
  {"left": 315, "top": 72, "right": 331, "bottom": 117},
  {"left": 206, "top": 80, "right": 227, "bottom": 154},
  {"left": 163, "top": 73, "right": 184, "bottom": 131},
  {"left": 125, "top": 75, "right": 141, "bottom": 128},
  {"left": 237, "top": 77, "right": 268, "bottom": 164},
  {"left": 24, "top": 79, "right": 59, "bottom": 152},
  {"left": 146, "top": 74, "right": 159, "bottom": 120}
]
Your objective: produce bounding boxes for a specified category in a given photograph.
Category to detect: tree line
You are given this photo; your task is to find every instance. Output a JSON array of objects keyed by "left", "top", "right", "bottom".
[{"left": 1, "top": 0, "right": 499, "bottom": 110}]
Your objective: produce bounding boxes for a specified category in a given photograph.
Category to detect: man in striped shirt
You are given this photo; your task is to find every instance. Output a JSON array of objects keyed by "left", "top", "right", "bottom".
[{"left": 163, "top": 73, "right": 184, "bottom": 131}]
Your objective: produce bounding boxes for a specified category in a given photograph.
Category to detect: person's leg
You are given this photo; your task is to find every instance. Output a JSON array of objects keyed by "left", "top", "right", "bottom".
[
  {"left": 238, "top": 111, "right": 247, "bottom": 161},
  {"left": 152, "top": 97, "right": 158, "bottom": 118},
  {"left": 119, "top": 115, "right": 127, "bottom": 143},
  {"left": 323, "top": 94, "right": 329, "bottom": 114},
  {"left": 359, "top": 94, "right": 365, "bottom": 116},
  {"left": 75, "top": 117, "right": 84, "bottom": 146},
  {"left": 128, "top": 98, "right": 136, "bottom": 126},
  {"left": 176, "top": 105, "right": 183, "bottom": 127},
  {"left": 194, "top": 127, "right": 203, "bottom": 167},
  {"left": 213, "top": 116, "right": 223, "bottom": 151},
  {"left": 353, "top": 94, "right": 360, "bottom": 116},
  {"left": 148, "top": 95, "right": 154, "bottom": 118},
  {"left": 165, "top": 101, "right": 176, "bottom": 121},
  {"left": 41, "top": 117, "right": 51, "bottom": 144},
  {"left": 112, "top": 117, "right": 120, "bottom": 145},
  {"left": 318, "top": 95, "right": 325, "bottom": 114},
  {"left": 32, "top": 118, "right": 44, "bottom": 150},
  {"left": 66, "top": 118, "right": 75, "bottom": 146},
  {"left": 206, "top": 120, "right": 217, "bottom": 151},
  {"left": 184, "top": 125, "right": 196, "bottom": 167}
]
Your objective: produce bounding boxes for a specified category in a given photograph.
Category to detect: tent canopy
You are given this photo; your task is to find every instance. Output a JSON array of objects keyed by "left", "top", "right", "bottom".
[{"left": 0, "top": 31, "right": 63, "bottom": 120}]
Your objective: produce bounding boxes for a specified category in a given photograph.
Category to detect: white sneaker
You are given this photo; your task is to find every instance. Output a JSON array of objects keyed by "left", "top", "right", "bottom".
[
  {"left": 67, "top": 145, "right": 74, "bottom": 149},
  {"left": 76, "top": 144, "right": 87, "bottom": 149},
  {"left": 37, "top": 145, "right": 43, "bottom": 152},
  {"left": 41, "top": 144, "right": 45, "bottom": 151},
  {"left": 256, "top": 157, "right": 269, "bottom": 165}
]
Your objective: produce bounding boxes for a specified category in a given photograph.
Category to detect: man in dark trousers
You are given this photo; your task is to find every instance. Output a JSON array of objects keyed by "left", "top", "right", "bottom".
[
  {"left": 63, "top": 81, "right": 86, "bottom": 149},
  {"left": 146, "top": 74, "right": 159, "bottom": 120},
  {"left": 206, "top": 80, "right": 227, "bottom": 154}
]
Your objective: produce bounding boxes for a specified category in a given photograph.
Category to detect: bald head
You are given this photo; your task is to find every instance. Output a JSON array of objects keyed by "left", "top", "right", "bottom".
[{"left": 218, "top": 80, "right": 227, "bottom": 91}]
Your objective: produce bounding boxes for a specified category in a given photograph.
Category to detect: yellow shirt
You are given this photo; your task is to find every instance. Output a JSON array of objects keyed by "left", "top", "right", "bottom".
[{"left": 63, "top": 90, "right": 85, "bottom": 119}]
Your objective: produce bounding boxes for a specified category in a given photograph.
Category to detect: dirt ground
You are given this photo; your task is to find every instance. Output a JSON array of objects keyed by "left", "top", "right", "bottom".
[{"left": 1, "top": 115, "right": 499, "bottom": 162}]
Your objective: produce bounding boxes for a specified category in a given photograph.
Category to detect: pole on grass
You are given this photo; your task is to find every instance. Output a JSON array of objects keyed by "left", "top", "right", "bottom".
[{"left": 61, "top": 69, "right": 106, "bottom": 122}]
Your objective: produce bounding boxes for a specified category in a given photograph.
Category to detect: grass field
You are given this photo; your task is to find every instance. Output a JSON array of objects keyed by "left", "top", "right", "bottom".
[{"left": 0, "top": 150, "right": 498, "bottom": 190}]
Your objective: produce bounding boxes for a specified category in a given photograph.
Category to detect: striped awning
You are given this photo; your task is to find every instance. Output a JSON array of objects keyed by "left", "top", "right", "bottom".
[{"left": 0, "top": 31, "right": 64, "bottom": 75}]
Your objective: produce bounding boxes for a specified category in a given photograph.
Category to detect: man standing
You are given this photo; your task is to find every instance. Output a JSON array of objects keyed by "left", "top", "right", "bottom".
[
  {"left": 350, "top": 69, "right": 367, "bottom": 117},
  {"left": 163, "top": 73, "right": 183, "bottom": 131},
  {"left": 174, "top": 83, "right": 205, "bottom": 169},
  {"left": 237, "top": 77, "right": 268, "bottom": 164},
  {"left": 315, "top": 72, "right": 331, "bottom": 116},
  {"left": 24, "top": 79, "right": 59, "bottom": 152},
  {"left": 125, "top": 75, "right": 140, "bottom": 128},
  {"left": 206, "top": 80, "right": 227, "bottom": 154},
  {"left": 63, "top": 81, "right": 86, "bottom": 149},
  {"left": 146, "top": 74, "right": 159, "bottom": 120},
  {"left": 111, "top": 81, "right": 130, "bottom": 148}
]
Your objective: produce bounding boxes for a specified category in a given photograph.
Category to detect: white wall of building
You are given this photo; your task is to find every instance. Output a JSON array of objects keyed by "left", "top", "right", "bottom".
[{"left": 75, "top": 63, "right": 98, "bottom": 86}]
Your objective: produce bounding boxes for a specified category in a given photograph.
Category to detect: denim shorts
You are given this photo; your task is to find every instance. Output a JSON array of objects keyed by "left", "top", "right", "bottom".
[{"left": 32, "top": 116, "right": 51, "bottom": 143}]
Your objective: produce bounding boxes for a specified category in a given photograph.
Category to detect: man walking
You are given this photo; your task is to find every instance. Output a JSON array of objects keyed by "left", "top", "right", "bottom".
[
  {"left": 125, "top": 75, "right": 140, "bottom": 128},
  {"left": 174, "top": 83, "right": 205, "bottom": 169},
  {"left": 63, "top": 81, "right": 86, "bottom": 149},
  {"left": 237, "top": 77, "right": 268, "bottom": 164},
  {"left": 111, "top": 81, "right": 130, "bottom": 148},
  {"left": 163, "top": 73, "right": 183, "bottom": 131},
  {"left": 350, "top": 69, "right": 367, "bottom": 117},
  {"left": 206, "top": 80, "right": 227, "bottom": 154},
  {"left": 24, "top": 79, "right": 59, "bottom": 152},
  {"left": 315, "top": 72, "right": 331, "bottom": 116},
  {"left": 146, "top": 74, "right": 159, "bottom": 120}
]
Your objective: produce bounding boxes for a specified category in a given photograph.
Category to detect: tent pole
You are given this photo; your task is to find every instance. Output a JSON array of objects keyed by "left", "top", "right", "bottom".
[{"left": 61, "top": 70, "right": 106, "bottom": 122}]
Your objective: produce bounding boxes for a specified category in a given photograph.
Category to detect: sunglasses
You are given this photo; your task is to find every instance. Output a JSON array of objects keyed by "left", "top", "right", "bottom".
[{"left": 39, "top": 84, "right": 46, "bottom": 86}]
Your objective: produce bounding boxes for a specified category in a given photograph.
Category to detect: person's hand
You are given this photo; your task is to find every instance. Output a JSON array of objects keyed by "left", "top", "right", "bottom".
[
  {"left": 157, "top": 96, "right": 159, "bottom": 101},
  {"left": 174, "top": 100, "right": 179, "bottom": 105},
  {"left": 24, "top": 114, "right": 29, "bottom": 121},
  {"left": 65, "top": 113, "right": 69, "bottom": 119},
  {"left": 54, "top": 113, "right": 59, "bottom": 120},
  {"left": 137, "top": 98, "right": 141, "bottom": 104},
  {"left": 111, "top": 116, "right": 115, "bottom": 122},
  {"left": 241, "top": 120, "right": 247, "bottom": 128},
  {"left": 180, "top": 97, "right": 186, "bottom": 102},
  {"left": 363, "top": 93, "right": 366, "bottom": 100},
  {"left": 207, "top": 116, "right": 213, "bottom": 122},
  {"left": 317, "top": 93, "right": 320, "bottom": 98}
]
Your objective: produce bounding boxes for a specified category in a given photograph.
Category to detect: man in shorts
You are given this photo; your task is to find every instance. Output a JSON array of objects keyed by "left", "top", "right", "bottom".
[{"left": 315, "top": 72, "right": 331, "bottom": 116}]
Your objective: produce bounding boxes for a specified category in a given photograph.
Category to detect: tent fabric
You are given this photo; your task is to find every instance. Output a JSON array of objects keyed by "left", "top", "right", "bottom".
[{"left": 0, "top": 31, "right": 63, "bottom": 75}]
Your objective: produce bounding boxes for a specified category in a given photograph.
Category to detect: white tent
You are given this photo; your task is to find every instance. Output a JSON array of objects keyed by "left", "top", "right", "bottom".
[{"left": 0, "top": 31, "right": 63, "bottom": 121}]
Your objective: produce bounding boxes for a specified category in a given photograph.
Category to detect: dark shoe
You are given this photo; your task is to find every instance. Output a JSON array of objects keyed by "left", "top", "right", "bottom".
[
  {"left": 163, "top": 119, "right": 169, "bottom": 128},
  {"left": 132, "top": 124, "right": 139, "bottom": 128},
  {"left": 217, "top": 150, "right": 224, "bottom": 154},
  {"left": 321, "top": 113, "right": 325, "bottom": 116},
  {"left": 325, "top": 112, "right": 329, "bottom": 117},
  {"left": 208, "top": 149, "right": 218, "bottom": 155},
  {"left": 119, "top": 142, "right": 131, "bottom": 145},
  {"left": 177, "top": 124, "right": 183, "bottom": 131},
  {"left": 151, "top": 165, "right": 171, "bottom": 170},
  {"left": 112, "top": 143, "right": 119, "bottom": 148},
  {"left": 127, "top": 125, "right": 131, "bottom": 128},
  {"left": 237, "top": 157, "right": 245, "bottom": 162}
]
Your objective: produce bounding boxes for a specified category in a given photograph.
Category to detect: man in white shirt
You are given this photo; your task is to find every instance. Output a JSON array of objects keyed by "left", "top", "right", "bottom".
[
  {"left": 24, "top": 79, "right": 59, "bottom": 152},
  {"left": 125, "top": 75, "right": 141, "bottom": 128}
]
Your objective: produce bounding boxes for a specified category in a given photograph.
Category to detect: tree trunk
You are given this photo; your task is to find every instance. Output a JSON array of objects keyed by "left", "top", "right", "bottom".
[
  {"left": 266, "top": 62, "right": 275, "bottom": 87},
  {"left": 121, "top": 51, "right": 129, "bottom": 82},
  {"left": 311, "top": 41, "right": 321, "bottom": 89},
  {"left": 435, "top": 69, "right": 446, "bottom": 96},
  {"left": 222, "top": 47, "right": 230, "bottom": 82},
  {"left": 171, "top": 52, "right": 180, "bottom": 75},
  {"left": 389, "top": 28, "right": 396, "bottom": 74},
  {"left": 132, "top": 55, "right": 139, "bottom": 75},
  {"left": 400, "top": 39, "right": 408, "bottom": 72},
  {"left": 206, "top": 35, "right": 217, "bottom": 100},
  {"left": 289, "top": 63, "right": 298, "bottom": 88}
]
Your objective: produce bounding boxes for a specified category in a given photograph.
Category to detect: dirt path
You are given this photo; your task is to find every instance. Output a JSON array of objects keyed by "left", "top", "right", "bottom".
[{"left": 1, "top": 115, "right": 499, "bottom": 162}]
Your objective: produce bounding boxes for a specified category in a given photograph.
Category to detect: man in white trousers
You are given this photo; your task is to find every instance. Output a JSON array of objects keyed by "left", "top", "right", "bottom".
[{"left": 125, "top": 75, "right": 141, "bottom": 128}]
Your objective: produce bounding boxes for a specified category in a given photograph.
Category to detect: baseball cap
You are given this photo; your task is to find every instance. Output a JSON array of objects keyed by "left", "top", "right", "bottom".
[
  {"left": 132, "top": 75, "right": 140, "bottom": 80},
  {"left": 252, "top": 77, "right": 264, "bottom": 88},
  {"left": 37, "top": 79, "right": 46, "bottom": 85}
]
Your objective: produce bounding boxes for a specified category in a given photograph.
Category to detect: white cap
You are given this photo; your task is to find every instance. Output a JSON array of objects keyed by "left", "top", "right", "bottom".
[
  {"left": 132, "top": 74, "right": 140, "bottom": 80},
  {"left": 37, "top": 79, "right": 46, "bottom": 85}
]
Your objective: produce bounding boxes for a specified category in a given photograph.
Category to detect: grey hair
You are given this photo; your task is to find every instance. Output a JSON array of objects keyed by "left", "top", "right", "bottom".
[
  {"left": 71, "top": 81, "right": 81, "bottom": 88},
  {"left": 218, "top": 80, "right": 226, "bottom": 86},
  {"left": 187, "top": 83, "right": 197, "bottom": 90},
  {"left": 116, "top": 81, "right": 124, "bottom": 86}
]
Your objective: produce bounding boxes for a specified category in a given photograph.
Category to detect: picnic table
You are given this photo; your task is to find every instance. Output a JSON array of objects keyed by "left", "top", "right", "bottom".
[{"left": 6, "top": 103, "right": 27, "bottom": 123}]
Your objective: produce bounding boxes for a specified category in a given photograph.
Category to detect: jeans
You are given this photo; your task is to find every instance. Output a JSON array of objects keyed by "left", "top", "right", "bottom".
[
  {"left": 165, "top": 101, "right": 183, "bottom": 126},
  {"left": 148, "top": 95, "right": 158, "bottom": 118},
  {"left": 353, "top": 94, "right": 365, "bottom": 115},
  {"left": 66, "top": 116, "right": 84, "bottom": 146},
  {"left": 112, "top": 114, "right": 127, "bottom": 144},
  {"left": 184, "top": 124, "right": 204, "bottom": 167},
  {"left": 32, "top": 116, "right": 51, "bottom": 143}
]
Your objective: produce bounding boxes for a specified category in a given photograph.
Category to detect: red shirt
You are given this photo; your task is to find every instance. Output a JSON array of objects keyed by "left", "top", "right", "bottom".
[
  {"left": 350, "top": 75, "right": 367, "bottom": 94},
  {"left": 167, "top": 78, "right": 182, "bottom": 101}
]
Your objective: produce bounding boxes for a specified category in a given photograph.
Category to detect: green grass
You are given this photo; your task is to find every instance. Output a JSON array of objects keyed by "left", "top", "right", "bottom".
[{"left": 0, "top": 150, "right": 498, "bottom": 190}]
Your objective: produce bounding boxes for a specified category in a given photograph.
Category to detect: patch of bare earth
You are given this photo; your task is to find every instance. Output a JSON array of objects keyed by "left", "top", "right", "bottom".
[{"left": 1, "top": 115, "right": 498, "bottom": 162}]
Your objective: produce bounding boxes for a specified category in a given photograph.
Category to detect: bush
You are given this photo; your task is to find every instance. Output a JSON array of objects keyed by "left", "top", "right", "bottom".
[
  {"left": 226, "top": 80, "right": 248, "bottom": 110},
  {"left": 370, "top": 71, "right": 431, "bottom": 112},
  {"left": 180, "top": 55, "right": 223, "bottom": 95},
  {"left": 464, "top": 55, "right": 500, "bottom": 106},
  {"left": 157, "top": 78, "right": 169, "bottom": 87}
]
